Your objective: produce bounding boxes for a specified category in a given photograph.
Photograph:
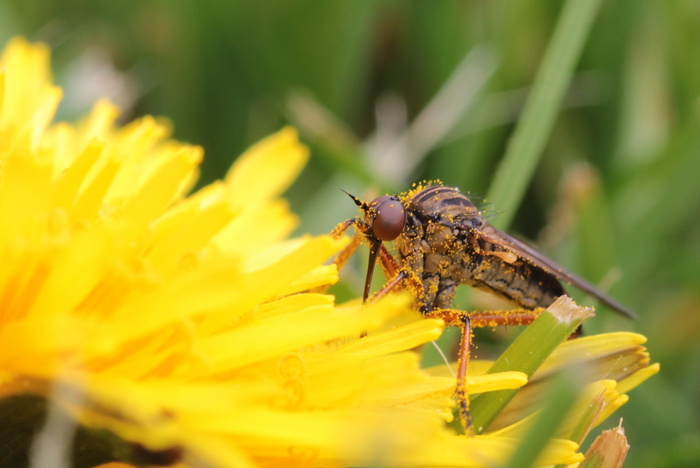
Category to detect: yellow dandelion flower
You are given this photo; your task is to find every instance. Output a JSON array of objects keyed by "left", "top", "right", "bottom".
[{"left": 0, "top": 37, "right": 657, "bottom": 468}]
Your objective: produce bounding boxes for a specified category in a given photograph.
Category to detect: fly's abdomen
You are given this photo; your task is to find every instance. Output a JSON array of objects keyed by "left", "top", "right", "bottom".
[{"left": 464, "top": 255, "right": 565, "bottom": 310}]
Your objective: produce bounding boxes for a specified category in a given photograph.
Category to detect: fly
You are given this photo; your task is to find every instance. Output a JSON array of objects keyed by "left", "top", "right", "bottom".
[{"left": 331, "top": 182, "right": 636, "bottom": 434}]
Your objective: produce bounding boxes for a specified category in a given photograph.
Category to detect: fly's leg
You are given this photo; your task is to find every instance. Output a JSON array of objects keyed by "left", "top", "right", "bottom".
[
  {"left": 377, "top": 244, "right": 399, "bottom": 279},
  {"left": 368, "top": 270, "right": 407, "bottom": 302},
  {"left": 468, "top": 308, "right": 546, "bottom": 327},
  {"left": 372, "top": 246, "right": 425, "bottom": 300},
  {"left": 321, "top": 218, "right": 412, "bottom": 297},
  {"left": 457, "top": 315, "right": 473, "bottom": 432},
  {"left": 448, "top": 314, "right": 473, "bottom": 434},
  {"left": 423, "top": 308, "right": 474, "bottom": 435},
  {"left": 330, "top": 236, "right": 422, "bottom": 302},
  {"left": 423, "top": 307, "right": 547, "bottom": 436},
  {"left": 313, "top": 219, "right": 365, "bottom": 294},
  {"left": 330, "top": 218, "right": 356, "bottom": 239},
  {"left": 469, "top": 308, "right": 581, "bottom": 338},
  {"left": 331, "top": 230, "right": 363, "bottom": 275},
  {"left": 330, "top": 217, "right": 399, "bottom": 275}
]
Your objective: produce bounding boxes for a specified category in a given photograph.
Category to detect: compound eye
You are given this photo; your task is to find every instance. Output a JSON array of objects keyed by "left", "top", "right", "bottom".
[{"left": 370, "top": 196, "right": 406, "bottom": 241}]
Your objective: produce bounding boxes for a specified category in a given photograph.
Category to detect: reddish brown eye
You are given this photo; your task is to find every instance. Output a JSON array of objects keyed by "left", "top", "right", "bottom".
[{"left": 370, "top": 196, "right": 406, "bottom": 241}]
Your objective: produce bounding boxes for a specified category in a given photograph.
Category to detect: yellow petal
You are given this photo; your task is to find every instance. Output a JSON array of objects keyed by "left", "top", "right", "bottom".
[{"left": 225, "top": 127, "right": 308, "bottom": 206}]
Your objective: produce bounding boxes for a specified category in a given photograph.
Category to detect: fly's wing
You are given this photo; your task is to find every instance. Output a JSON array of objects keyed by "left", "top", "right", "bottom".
[{"left": 477, "top": 224, "right": 637, "bottom": 319}]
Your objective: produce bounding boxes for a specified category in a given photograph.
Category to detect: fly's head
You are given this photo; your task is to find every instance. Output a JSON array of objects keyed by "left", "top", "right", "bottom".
[
  {"left": 344, "top": 191, "right": 407, "bottom": 244},
  {"left": 343, "top": 191, "right": 407, "bottom": 302}
]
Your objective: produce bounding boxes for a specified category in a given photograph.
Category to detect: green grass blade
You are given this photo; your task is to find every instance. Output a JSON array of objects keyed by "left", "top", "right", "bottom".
[
  {"left": 487, "top": 0, "right": 603, "bottom": 230},
  {"left": 470, "top": 296, "right": 594, "bottom": 433}
]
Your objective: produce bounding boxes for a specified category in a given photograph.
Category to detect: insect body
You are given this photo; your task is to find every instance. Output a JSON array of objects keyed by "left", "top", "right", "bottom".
[
  {"left": 397, "top": 185, "right": 564, "bottom": 313},
  {"left": 340, "top": 183, "right": 635, "bottom": 318},
  {"left": 394, "top": 185, "right": 635, "bottom": 318},
  {"left": 332, "top": 182, "right": 635, "bottom": 433}
]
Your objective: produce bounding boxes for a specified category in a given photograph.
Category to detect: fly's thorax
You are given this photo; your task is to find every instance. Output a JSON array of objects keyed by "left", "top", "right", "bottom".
[
  {"left": 395, "top": 185, "right": 490, "bottom": 309},
  {"left": 424, "top": 220, "right": 458, "bottom": 254},
  {"left": 396, "top": 209, "right": 475, "bottom": 283}
]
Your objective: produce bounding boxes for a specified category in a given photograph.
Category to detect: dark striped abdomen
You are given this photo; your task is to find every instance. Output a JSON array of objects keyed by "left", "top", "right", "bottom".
[{"left": 463, "top": 252, "right": 564, "bottom": 309}]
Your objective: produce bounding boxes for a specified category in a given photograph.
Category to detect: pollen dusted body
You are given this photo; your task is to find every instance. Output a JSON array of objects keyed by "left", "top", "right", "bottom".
[{"left": 396, "top": 185, "right": 564, "bottom": 314}]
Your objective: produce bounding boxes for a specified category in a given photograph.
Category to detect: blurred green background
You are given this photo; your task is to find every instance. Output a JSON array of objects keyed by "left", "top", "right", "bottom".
[{"left": 2, "top": 0, "right": 699, "bottom": 466}]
